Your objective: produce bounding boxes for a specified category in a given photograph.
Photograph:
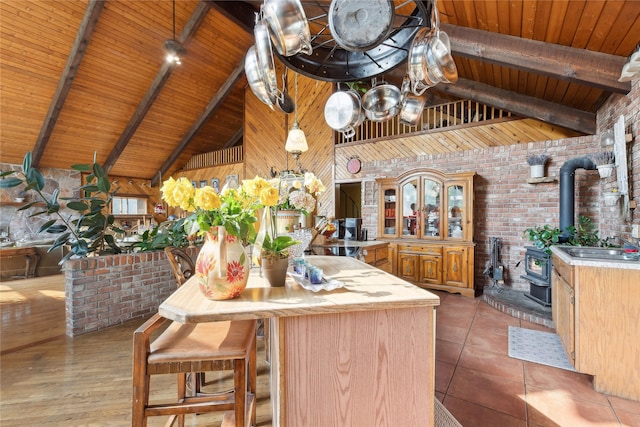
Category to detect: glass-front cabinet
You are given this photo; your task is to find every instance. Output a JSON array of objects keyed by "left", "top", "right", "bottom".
[{"left": 377, "top": 169, "right": 476, "bottom": 297}]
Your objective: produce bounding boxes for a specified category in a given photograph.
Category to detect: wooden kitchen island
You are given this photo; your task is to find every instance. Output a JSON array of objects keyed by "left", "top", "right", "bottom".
[{"left": 159, "top": 256, "right": 440, "bottom": 426}]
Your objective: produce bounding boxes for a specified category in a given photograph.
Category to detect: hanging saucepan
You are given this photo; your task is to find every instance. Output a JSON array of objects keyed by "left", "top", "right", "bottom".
[
  {"left": 263, "top": 0, "right": 312, "bottom": 57},
  {"left": 328, "top": 0, "right": 395, "bottom": 52},
  {"left": 324, "top": 87, "right": 363, "bottom": 139},
  {"left": 362, "top": 81, "right": 401, "bottom": 122},
  {"left": 245, "top": 45, "right": 275, "bottom": 109},
  {"left": 407, "top": 27, "right": 436, "bottom": 96},
  {"left": 254, "top": 14, "right": 278, "bottom": 100},
  {"left": 427, "top": 30, "right": 458, "bottom": 84},
  {"left": 399, "top": 76, "right": 427, "bottom": 126}
]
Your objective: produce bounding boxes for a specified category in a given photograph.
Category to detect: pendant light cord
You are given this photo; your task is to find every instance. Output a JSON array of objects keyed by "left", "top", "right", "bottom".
[
  {"left": 172, "top": 0, "right": 176, "bottom": 39},
  {"left": 294, "top": 72, "right": 298, "bottom": 124}
]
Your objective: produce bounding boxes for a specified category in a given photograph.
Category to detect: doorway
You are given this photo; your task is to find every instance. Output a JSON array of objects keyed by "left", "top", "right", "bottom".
[{"left": 335, "top": 182, "right": 361, "bottom": 219}]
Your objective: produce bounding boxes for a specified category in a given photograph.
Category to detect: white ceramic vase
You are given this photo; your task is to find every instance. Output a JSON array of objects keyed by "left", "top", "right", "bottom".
[{"left": 529, "top": 164, "right": 545, "bottom": 178}]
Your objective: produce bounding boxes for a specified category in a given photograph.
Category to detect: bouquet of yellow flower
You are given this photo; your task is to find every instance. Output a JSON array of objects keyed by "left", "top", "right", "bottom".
[{"left": 160, "top": 176, "right": 262, "bottom": 243}]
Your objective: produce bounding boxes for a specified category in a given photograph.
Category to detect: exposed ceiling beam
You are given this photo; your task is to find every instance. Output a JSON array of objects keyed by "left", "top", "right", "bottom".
[
  {"left": 31, "top": 0, "right": 105, "bottom": 167},
  {"left": 152, "top": 60, "right": 246, "bottom": 187},
  {"left": 442, "top": 23, "right": 630, "bottom": 94},
  {"left": 224, "top": 127, "right": 244, "bottom": 148},
  {"left": 206, "top": 0, "right": 257, "bottom": 34},
  {"left": 103, "top": 0, "right": 211, "bottom": 172},
  {"left": 436, "top": 78, "right": 596, "bottom": 134}
]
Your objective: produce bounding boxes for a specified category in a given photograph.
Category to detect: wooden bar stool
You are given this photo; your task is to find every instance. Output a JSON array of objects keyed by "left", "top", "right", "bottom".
[{"left": 132, "top": 314, "right": 257, "bottom": 426}]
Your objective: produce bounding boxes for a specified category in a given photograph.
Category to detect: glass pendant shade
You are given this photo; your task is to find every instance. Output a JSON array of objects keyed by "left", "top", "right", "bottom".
[{"left": 285, "top": 122, "right": 308, "bottom": 153}]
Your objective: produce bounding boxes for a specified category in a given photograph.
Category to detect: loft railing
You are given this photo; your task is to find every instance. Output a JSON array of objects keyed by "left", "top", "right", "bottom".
[
  {"left": 336, "top": 99, "right": 512, "bottom": 145},
  {"left": 182, "top": 145, "right": 243, "bottom": 170}
]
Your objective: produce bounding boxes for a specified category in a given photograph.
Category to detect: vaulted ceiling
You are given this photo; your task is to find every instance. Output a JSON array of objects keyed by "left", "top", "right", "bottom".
[{"left": 1, "top": 0, "right": 638, "bottom": 182}]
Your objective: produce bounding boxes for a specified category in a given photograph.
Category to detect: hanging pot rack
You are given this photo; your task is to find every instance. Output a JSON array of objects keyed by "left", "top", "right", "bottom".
[{"left": 274, "top": 0, "right": 433, "bottom": 83}]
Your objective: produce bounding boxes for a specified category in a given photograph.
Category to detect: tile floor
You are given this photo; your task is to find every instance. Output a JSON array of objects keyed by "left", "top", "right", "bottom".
[{"left": 434, "top": 290, "right": 640, "bottom": 427}]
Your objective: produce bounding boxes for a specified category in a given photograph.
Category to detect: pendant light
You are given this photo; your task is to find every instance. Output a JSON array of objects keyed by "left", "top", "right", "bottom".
[
  {"left": 164, "top": 0, "right": 185, "bottom": 65},
  {"left": 285, "top": 72, "right": 308, "bottom": 170}
]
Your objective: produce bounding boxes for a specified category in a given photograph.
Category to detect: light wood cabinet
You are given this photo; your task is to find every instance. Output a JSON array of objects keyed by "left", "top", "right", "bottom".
[
  {"left": 551, "top": 256, "right": 575, "bottom": 363},
  {"left": 377, "top": 169, "right": 477, "bottom": 296},
  {"left": 551, "top": 251, "right": 640, "bottom": 400}
]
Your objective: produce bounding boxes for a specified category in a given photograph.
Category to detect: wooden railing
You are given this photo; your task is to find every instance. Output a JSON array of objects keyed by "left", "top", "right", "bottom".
[
  {"left": 182, "top": 146, "right": 243, "bottom": 169},
  {"left": 336, "top": 99, "right": 512, "bottom": 145}
]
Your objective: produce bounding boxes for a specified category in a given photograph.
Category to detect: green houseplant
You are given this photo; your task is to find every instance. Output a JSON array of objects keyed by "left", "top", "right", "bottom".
[
  {"left": 523, "top": 215, "right": 609, "bottom": 255},
  {"left": 0, "top": 152, "right": 123, "bottom": 263}
]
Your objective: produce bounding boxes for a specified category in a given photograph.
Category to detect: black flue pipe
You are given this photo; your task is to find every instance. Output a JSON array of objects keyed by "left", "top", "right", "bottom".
[{"left": 559, "top": 156, "right": 597, "bottom": 241}]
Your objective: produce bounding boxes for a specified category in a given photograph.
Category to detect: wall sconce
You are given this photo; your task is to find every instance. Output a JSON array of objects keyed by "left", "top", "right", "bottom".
[{"left": 600, "top": 130, "right": 615, "bottom": 148}]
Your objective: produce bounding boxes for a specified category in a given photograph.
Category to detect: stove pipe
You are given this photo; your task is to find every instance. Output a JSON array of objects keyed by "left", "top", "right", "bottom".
[{"left": 559, "top": 156, "right": 596, "bottom": 241}]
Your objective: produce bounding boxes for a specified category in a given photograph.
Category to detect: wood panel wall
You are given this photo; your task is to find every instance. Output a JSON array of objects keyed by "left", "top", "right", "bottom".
[
  {"left": 334, "top": 118, "right": 578, "bottom": 182},
  {"left": 243, "top": 73, "right": 334, "bottom": 219}
]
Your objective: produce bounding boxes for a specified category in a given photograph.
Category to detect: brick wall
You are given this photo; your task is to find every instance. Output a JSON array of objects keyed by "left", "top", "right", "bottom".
[
  {"left": 63, "top": 247, "right": 198, "bottom": 336},
  {"left": 596, "top": 79, "right": 640, "bottom": 240},
  {"left": 360, "top": 136, "right": 610, "bottom": 291}
]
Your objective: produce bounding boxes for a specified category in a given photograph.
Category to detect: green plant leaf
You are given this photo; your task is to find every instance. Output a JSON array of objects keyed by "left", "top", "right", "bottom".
[
  {"left": 22, "top": 151, "right": 32, "bottom": 172},
  {"left": 67, "top": 201, "right": 89, "bottom": 211},
  {"left": 46, "top": 224, "right": 68, "bottom": 233},
  {"left": 0, "top": 177, "right": 22, "bottom": 188},
  {"left": 70, "top": 164, "right": 92, "bottom": 172},
  {"left": 37, "top": 219, "right": 57, "bottom": 233},
  {"left": 97, "top": 175, "right": 110, "bottom": 193},
  {"left": 26, "top": 168, "right": 45, "bottom": 190}
]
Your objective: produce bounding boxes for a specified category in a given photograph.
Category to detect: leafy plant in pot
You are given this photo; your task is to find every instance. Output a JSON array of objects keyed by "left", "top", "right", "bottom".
[
  {"left": 526, "top": 153, "right": 549, "bottom": 178},
  {"left": 523, "top": 215, "right": 609, "bottom": 255},
  {"left": 259, "top": 232, "right": 300, "bottom": 287},
  {"left": 0, "top": 152, "right": 123, "bottom": 263}
]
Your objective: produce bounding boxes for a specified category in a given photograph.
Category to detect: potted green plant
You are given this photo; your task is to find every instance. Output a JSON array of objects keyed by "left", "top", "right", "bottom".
[
  {"left": 589, "top": 151, "right": 615, "bottom": 178},
  {"left": 0, "top": 151, "right": 123, "bottom": 263},
  {"left": 522, "top": 224, "right": 562, "bottom": 255},
  {"left": 523, "top": 215, "right": 609, "bottom": 254},
  {"left": 257, "top": 219, "right": 300, "bottom": 287},
  {"left": 526, "top": 153, "right": 550, "bottom": 178}
]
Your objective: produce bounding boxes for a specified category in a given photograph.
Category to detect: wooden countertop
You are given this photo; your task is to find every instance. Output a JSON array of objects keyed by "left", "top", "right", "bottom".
[
  {"left": 310, "top": 240, "right": 388, "bottom": 249},
  {"left": 0, "top": 246, "right": 37, "bottom": 256},
  {"left": 159, "top": 256, "right": 439, "bottom": 324}
]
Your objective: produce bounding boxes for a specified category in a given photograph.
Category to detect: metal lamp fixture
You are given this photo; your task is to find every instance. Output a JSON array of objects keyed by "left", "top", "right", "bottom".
[
  {"left": 285, "top": 72, "right": 308, "bottom": 170},
  {"left": 164, "top": 0, "right": 185, "bottom": 65}
]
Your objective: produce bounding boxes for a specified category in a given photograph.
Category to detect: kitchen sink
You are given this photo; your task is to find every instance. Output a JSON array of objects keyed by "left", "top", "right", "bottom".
[{"left": 558, "top": 246, "right": 640, "bottom": 262}]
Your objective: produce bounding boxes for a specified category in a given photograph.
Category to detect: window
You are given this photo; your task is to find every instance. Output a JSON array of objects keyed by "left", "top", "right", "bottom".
[{"left": 112, "top": 197, "right": 147, "bottom": 215}]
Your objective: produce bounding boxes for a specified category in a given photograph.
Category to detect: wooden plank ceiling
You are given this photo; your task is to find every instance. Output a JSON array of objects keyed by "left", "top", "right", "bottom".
[{"left": 1, "top": 0, "right": 638, "bottom": 181}]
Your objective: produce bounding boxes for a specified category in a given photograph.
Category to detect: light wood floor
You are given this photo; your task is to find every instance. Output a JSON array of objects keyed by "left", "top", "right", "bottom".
[
  {"left": 5, "top": 275, "right": 638, "bottom": 426},
  {"left": 0, "top": 275, "right": 273, "bottom": 426}
]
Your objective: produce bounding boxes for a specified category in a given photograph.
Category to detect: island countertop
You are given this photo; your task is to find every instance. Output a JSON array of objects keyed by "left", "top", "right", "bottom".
[
  {"left": 310, "top": 239, "right": 389, "bottom": 249},
  {"left": 159, "top": 255, "right": 439, "bottom": 324}
]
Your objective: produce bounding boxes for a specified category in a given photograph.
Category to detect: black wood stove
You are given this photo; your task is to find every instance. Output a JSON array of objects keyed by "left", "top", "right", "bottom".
[{"left": 520, "top": 246, "right": 552, "bottom": 306}]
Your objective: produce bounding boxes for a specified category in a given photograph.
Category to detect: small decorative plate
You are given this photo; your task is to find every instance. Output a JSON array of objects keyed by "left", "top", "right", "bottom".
[
  {"left": 288, "top": 272, "right": 345, "bottom": 292},
  {"left": 347, "top": 157, "right": 361, "bottom": 174}
]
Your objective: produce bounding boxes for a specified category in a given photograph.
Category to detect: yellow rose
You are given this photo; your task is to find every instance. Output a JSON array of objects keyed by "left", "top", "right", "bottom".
[
  {"left": 174, "top": 177, "right": 195, "bottom": 211},
  {"left": 194, "top": 186, "right": 221, "bottom": 210},
  {"left": 160, "top": 177, "right": 178, "bottom": 207},
  {"left": 260, "top": 186, "right": 279, "bottom": 207},
  {"left": 244, "top": 176, "right": 270, "bottom": 198}
]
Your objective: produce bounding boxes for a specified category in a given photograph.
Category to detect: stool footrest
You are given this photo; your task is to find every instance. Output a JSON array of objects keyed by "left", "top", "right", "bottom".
[{"left": 222, "top": 393, "right": 255, "bottom": 427}]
